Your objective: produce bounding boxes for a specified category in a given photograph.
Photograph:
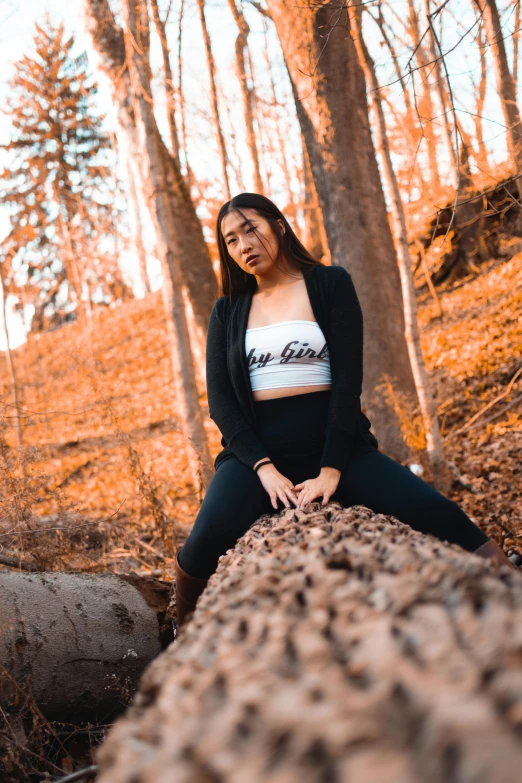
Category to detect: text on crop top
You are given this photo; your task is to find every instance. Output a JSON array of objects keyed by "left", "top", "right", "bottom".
[{"left": 244, "top": 319, "right": 332, "bottom": 391}]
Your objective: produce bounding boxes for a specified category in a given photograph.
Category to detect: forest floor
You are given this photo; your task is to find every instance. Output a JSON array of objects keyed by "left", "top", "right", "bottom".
[{"left": 1, "top": 252, "right": 521, "bottom": 577}]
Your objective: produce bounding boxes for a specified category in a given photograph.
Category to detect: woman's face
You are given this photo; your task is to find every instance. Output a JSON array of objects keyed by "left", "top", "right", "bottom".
[{"left": 221, "top": 208, "right": 285, "bottom": 277}]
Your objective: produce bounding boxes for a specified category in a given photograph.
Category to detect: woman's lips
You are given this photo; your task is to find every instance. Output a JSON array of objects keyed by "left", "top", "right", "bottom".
[{"left": 246, "top": 255, "right": 260, "bottom": 266}]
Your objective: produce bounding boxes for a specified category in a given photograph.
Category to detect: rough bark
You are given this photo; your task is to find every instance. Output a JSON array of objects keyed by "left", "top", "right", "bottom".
[
  {"left": 196, "top": 0, "right": 232, "bottom": 200},
  {"left": 96, "top": 503, "right": 522, "bottom": 782},
  {"left": 353, "top": 7, "right": 451, "bottom": 493},
  {"left": 265, "top": 1, "right": 417, "bottom": 462},
  {"left": 83, "top": 0, "right": 217, "bottom": 342},
  {"left": 0, "top": 572, "right": 172, "bottom": 723}
]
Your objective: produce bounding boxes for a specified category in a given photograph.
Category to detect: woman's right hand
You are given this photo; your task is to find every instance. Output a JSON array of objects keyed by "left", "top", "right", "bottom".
[{"left": 256, "top": 462, "right": 298, "bottom": 510}]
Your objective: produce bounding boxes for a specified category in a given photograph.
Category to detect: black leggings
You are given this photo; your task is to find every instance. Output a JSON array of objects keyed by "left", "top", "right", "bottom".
[{"left": 179, "top": 390, "right": 488, "bottom": 579}]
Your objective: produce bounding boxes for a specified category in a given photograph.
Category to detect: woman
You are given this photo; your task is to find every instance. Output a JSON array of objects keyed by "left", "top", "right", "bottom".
[{"left": 175, "top": 193, "right": 516, "bottom": 627}]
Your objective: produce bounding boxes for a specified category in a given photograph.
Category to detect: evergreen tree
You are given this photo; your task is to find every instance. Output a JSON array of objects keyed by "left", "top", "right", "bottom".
[{"left": 0, "top": 18, "right": 131, "bottom": 332}]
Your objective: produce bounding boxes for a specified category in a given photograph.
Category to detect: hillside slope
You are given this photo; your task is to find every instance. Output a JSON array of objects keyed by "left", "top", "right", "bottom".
[{"left": 1, "top": 254, "right": 520, "bottom": 575}]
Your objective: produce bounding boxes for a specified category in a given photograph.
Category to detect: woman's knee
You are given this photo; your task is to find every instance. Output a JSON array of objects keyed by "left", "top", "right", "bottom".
[
  {"left": 179, "top": 456, "right": 271, "bottom": 577},
  {"left": 335, "top": 448, "right": 487, "bottom": 552}
]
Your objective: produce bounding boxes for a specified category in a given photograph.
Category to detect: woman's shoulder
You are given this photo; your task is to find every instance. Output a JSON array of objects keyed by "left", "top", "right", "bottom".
[{"left": 312, "top": 263, "right": 352, "bottom": 285}]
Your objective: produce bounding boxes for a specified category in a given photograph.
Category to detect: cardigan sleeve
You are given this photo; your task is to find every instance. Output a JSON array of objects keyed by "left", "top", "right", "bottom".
[
  {"left": 320, "top": 267, "right": 364, "bottom": 471},
  {"left": 206, "top": 298, "right": 270, "bottom": 470}
]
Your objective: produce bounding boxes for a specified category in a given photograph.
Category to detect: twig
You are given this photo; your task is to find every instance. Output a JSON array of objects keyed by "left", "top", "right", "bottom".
[
  {"left": 52, "top": 765, "right": 97, "bottom": 783},
  {"left": 445, "top": 365, "right": 522, "bottom": 440},
  {"left": 0, "top": 502, "right": 127, "bottom": 539}
]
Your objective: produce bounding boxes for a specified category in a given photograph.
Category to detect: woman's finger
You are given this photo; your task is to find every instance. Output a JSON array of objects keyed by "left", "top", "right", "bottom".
[
  {"left": 279, "top": 491, "right": 290, "bottom": 509},
  {"left": 285, "top": 487, "right": 298, "bottom": 506}
]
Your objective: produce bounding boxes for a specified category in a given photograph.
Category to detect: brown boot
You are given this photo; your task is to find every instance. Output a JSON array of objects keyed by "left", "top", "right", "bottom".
[
  {"left": 175, "top": 551, "right": 209, "bottom": 629},
  {"left": 473, "top": 539, "right": 518, "bottom": 571}
]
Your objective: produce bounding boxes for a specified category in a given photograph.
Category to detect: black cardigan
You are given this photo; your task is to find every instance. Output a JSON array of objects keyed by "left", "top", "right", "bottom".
[{"left": 206, "top": 263, "right": 378, "bottom": 472}]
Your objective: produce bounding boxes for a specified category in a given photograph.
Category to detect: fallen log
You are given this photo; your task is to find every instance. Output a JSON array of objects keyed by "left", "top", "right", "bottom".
[
  {"left": 97, "top": 503, "right": 522, "bottom": 783},
  {"left": 413, "top": 173, "right": 522, "bottom": 285},
  {"left": 0, "top": 572, "right": 173, "bottom": 723}
]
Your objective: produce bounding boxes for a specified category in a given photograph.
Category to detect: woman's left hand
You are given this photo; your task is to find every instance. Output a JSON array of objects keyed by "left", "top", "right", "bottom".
[{"left": 294, "top": 467, "right": 341, "bottom": 507}]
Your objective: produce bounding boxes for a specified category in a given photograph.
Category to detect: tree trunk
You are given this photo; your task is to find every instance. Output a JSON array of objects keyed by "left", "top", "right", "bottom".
[
  {"left": 126, "top": 156, "right": 151, "bottom": 296},
  {"left": 265, "top": 1, "right": 417, "bottom": 462},
  {"left": 83, "top": 0, "right": 217, "bottom": 344},
  {"left": 0, "top": 263, "right": 23, "bottom": 452},
  {"left": 117, "top": 131, "right": 151, "bottom": 295},
  {"left": 119, "top": 0, "right": 213, "bottom": 491},
  {"left": 514, "top": 0, "right": 521, "bottom": 94},
  {"left": 479, "top": 0, "right": 522, "bottom": 175},
  {"left": 227, "top": 0, "right": 264, "bottom": 195},
  {"left": 0, "top": 572, "right": 172, "bottom": 723},
  {"left": 372, "top": 1, "right": 426, "bottom": 193},
  {"left": 177, "top": 0, "right": 195, "bottom": 192},
  {"left": 96, "top": 503, "right": 522, "bottom": 781},
  {"left": 352, "top": 7, "right": 452, "bottom": 493},
  {"left": 196, "top": 0, "right": 232, "bottom": 200},
  {"left": 262, "top": 15, "right": 298, "bottom": 226},
  {"left": 301, "top": 136, "right": 329, "bottom": 263},
  {"left": 422, "top": 0, "right": 458, "bottom": 181},
  {"left": 406, "top": 0, "right": 441, "bottom": 188},
  {"left": 148, "top": 0, "right": 181, "bottom": 163},
  {"left": 474, "top": 20, "right": 490, "bottom": 173},
  {"left": 58, "top": 210, "right": 91, "bottom": 326}
]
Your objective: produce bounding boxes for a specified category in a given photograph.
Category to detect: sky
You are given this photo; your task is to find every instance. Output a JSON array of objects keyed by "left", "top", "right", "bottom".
[{"left": 0, "top": 0, "right": 517, "bottom": 349}]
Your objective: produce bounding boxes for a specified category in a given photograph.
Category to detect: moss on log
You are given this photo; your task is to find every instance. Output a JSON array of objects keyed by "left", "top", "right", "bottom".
[{"left": 97, "top": 503, "right": 522, "bottom": 783}]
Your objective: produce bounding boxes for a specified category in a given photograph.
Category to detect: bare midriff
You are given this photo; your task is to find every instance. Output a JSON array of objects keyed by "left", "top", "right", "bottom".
[{"left": 252, "top": 383, "right": 331, "bottom": 401}]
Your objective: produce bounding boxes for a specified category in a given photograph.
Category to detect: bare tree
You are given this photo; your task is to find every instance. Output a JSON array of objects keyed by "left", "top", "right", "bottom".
[
  {"left": 513, "top": 0, "right": 521, "bottom": 94},
  {"left": 473, "top": 15, "right": 490, "bottom": 173},
  {"left": 353, "top": 5, "right": 452, "bottom": 492},
  {"left": 83, "top": 0, "right": 217, "bottom": 346},
  {"left": 196, "top": 0, "right": 232, "bottom": 200},
  {"left": 148, "top": 0, "right": 181, "bottom": 163},
  {"left": 227, "top": 0, "right": 264, "bottom": 194},
  {"left": 371, "top": 0, "right": 427, "bottom": 193},
  {"left": 406, "top": 0, "right": 441, "bottom": 187},
  {"left": 120, "top": 0, "right": 214, "bottom": 489},
  {"left": 0, "top": 254, "right": 23, "bottom": 453},
  {"left": 422, "top": 0, "right": 458, "bottom": 181},
  {"left": 84, "top": 0, "right": 214, "bottom": 490},
  {"left": 477, "top": 0, "right": 522, "bottom": 176},
  {"left": 265, "top": 1, "right": 418, "bottom": 462},
  {"left": 176, "top": 0, "right": 195, "bottom": 191}
]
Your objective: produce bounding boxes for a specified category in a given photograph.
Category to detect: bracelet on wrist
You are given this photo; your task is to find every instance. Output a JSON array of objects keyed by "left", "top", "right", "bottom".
[{"left": 253, "top": 459, "right": 272, "bottom": 473}]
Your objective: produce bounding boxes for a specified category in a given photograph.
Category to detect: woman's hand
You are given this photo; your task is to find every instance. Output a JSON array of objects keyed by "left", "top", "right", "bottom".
[
  {"left": 256, "top": 463, "right": 299, "bottom": 510},
  {"left": 294, "top": 467, "right": 341, "bottom": 507}
]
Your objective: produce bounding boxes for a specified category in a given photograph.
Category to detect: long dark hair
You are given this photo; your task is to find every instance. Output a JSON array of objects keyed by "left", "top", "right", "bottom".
[{"left": 215, "top": 193, "right": 324, "bottom": 298}]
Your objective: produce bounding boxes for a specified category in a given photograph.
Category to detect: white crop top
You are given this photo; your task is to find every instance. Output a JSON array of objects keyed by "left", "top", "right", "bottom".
[{"left": 245, "top": 320, "right": 331, "bottom": 391}]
